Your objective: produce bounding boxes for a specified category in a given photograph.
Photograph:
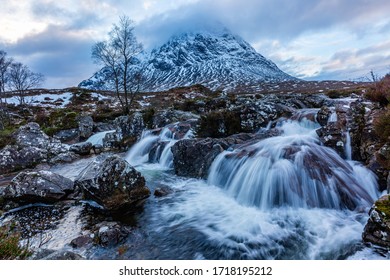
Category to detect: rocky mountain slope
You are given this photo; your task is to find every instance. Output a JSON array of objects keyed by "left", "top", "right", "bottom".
[{"left": 79, "top": 28, "right": 297, "bottom": 92}]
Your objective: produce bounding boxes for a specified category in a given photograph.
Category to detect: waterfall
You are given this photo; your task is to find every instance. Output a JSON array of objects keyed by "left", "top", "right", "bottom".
[
  {"left": 125, "top": 130, "right": 159, "bottom": 166},
  {"left": 85, "top": 130, "right": 116, "bottom": 146},
  {"left": 328, "top": 111, "right": 338, "bottom": 123},
  {"left": 207, "top": 111, "right": 378, "bottom": 210},
  {"left": 345, "top": 130, "right": 352, "bottom": 161},
  {"left": 125, "top": 123, "right": 194, "bottom": 168}
]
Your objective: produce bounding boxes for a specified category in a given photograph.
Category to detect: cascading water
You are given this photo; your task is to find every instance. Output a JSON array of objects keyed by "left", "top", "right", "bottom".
[
  {"left": 345, "top": 129, "right": 352, "bottom": 161},
  {"left": 125, "top": 123, "right": 194, "bottom": 168},
  {"left": 105, "top": 109, "right": 383, "bottom": 260},
  {"left": 207, "top": 110, "right": 378, "bottom": 210}
]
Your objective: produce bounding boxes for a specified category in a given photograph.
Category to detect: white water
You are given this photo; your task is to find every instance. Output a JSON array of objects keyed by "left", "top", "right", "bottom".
[
  {"left": 20, "top": 109, "right": 382, "bottom": 260},
  {"left": 329, "top": 111, "right": 338, "bottom": 123},
  {"left": 345, "top": 130, "right": 352, "bottom": 161},
  {"left": 119, "top": 110, "right": 382, "bottom": 259},
  {"left": 153, "top": 179, "right": 371, "bottom": 259},
  {"left": 125, "top": 124, "right": 194, "bottom": 168},
  {"left": 85, "top": 130, "right": 116, "bottom": 146},
  {"left": 208, "top": 115, "right": 378, "bottom": 210}
]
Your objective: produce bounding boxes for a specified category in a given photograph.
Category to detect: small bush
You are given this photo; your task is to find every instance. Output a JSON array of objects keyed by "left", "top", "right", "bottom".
[
  {"left": 42, "top": 110, "right": 79, "bottom": 136},
  {"left": 365, "top": 74, "right": 390, "bottom": 107},
  {"left": 374, "top": 107, "right": 390, "bottom": 143},
  {"left": 0, "top": 225, "right": 31, "bottom": 260}
]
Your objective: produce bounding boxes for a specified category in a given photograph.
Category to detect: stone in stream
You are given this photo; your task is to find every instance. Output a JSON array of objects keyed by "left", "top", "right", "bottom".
[
  {"left": 362, "top": 195, "right": 390, "bottom": 249},
  {"left": 78, "top": 115, "right": 94, "bottom": 139},
  {"left": 69, "top": 141, "right": 93, "bottom": 155},
  {"left": 2, "top": 170, "right": 74, "bottom": 205},
  {"left": 75, "top": 155, "right": 150, "bottom": 214}
]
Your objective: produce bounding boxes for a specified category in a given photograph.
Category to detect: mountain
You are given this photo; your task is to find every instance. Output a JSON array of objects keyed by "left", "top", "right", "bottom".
[{"left": 79, "top": 28, "right": 298, "bottom": 92}]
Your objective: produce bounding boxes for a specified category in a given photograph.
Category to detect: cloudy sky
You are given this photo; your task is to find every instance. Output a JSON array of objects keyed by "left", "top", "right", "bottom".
[{"left": 1, "top": 0, "right": 390, "bottom": 88}]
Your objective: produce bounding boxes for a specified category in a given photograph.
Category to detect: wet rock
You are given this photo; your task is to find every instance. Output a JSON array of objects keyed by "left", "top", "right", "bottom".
[
  {"left": 172, "top": 132, "right": 276, "bottom": 178},
  {"left": 152, "top": 109, "right": 199, "bottom": 128},
  {"left": 387, "top": 174, "right": 390, "bottom": 194},
  {"left": 92, "top": 144, "right": 103, "bottom": 154},
  {"left": 114, "top": 112, "right": 145, "bottom": 140},
  {"left": 3, "top": 170, "right": 74, "bottom": 205},
  {"left": 31, "top": 249, "right": 84, "bottom": 260},
  {"left": 49, "top": 151, "right": 79, "bottom": 164},
  {"left": 367, "top": 144, "right": 390, "bottom": 191},
  {"left": 54, "top": 128, "right": 80, "bottom": 143},
  {"left": 75, "top": 155, "right": 150, "bottom": 213},
  {"left": 94, "top": 122, "right": 115, "bottom": 133},
  {"left": 316, "top": 106, "right": 332, "bottom": 126},
  {"left": 96, "top": 222, "right": 129, "bottom": 247},
  {"left": 70, "top": 235, "right": 94, "bottom": 249},
  {"left": 102, "top": 132, "right": 121, "bottom": 149},
  {"left": 154, "top": 186, "right": 174, "bottom": 197},
  {"left": 316, "top": 123, "right": 346, "bottom": 158},
  {"left": 78, "top": 116, "right": 94, "bottom": 139},
  {"left": 363, "top": 195, "right": 390, "bottom": 248},
  {"left": 69, "top": 142, "right": 93, "bottom": 156}
]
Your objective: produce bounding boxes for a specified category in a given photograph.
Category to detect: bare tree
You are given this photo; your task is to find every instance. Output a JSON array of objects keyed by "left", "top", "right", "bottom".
[
  {"left": 92, "top": 15, "right": 143, "bottom": 114},
  {"left": 0, "top": 50, "right": 13, "bottom": 104},
  {"left": 8, "top": 62, "right": 44, "bottom": 105}
]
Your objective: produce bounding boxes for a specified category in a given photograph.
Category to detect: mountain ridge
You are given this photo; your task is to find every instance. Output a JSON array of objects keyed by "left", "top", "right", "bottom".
[{"left": 79, "top": 28, "right": 298, "bottom": 92}]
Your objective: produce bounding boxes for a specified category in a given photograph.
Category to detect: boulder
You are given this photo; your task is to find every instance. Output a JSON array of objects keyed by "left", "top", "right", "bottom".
[
  {"left": 3, "top": 170, "right": 74, "bottom": 205},
  {"left": 0, "top": 123, "right": 69, "bottom": 174},
  {"left": 172, "top": 132, "right": 276, "bottom": 178},
  {"left": 69, "top": 142, "right": 93, "bottom": 156},
  {"left": 152, "top": 109, "right": 199, "bottom": 128},
  {"left": 75, "top": 155, "right": 150, "bottom": 213},
  {"left": 49, "top": 151, "right": 79, "bottom": 164},
  {"left": 54, "top": 128, "right": 80, "bottom": 143},
  {"left": 96, "top": 222, "right": 129, "bottom": 247},
  {"left": 154, "top": 186, "right": 174, "bottom": 197},
  {"left": 70, "top": 235, "right": 94, "bottom": 249},
  {"left": 102, "top": 132, "right": 121, "bottom": 149},
  {"left": 30, "top": 249, "right": 84, "bottom": 260},
  {"left": 316, "top": 106, "right": 332, "bottom": 126},
  {"left": 362, "top": 195, "right": 390, "bottom": 248},
  {"left": 114, "top": 112, "right": 145, "bottom": 140},
  {"left": 78, "top": 116, "right": 94, "bottom": 139}
]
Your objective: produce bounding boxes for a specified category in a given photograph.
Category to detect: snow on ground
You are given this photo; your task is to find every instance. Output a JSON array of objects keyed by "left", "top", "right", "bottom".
[
  {"left": 4, "top": 91, "right": 111, "bottom": 108},
  {"left": 4, "top": 92, "right": 73, "bottom": 108}
]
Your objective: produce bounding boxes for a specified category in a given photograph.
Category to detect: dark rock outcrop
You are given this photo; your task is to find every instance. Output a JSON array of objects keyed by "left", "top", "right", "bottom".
[
  {"left": 172, "top": 131, "right": 277, "bottom": 178},
  {"left": 2, "top": 170, "right": 74, "bottom": 205},
  {"left": 75, "top": 155, "right": 150, "bottom": 213},
  {"left": 69, "top": 142, "right": 93, "bottom": 156},
  {"left": 78, "top": 116, "right": 94, "bottom": 139},
  {"left": 362, "top": 195, "right": 390, "bottom": 248},
  {"left": 152, "top": 109, "right": 199, "bottom": 128},
  {"left": 0, "top": 123, "right": 68, "bottom": 174},
  {"left": 114, "top": 112, "right": 145, "bottom": 140},
  {"left": 54, "top": 128, "right": 80, "bottom": 143},
  {"left": 96, "top": 222, "right": 129, "bottom": 247}
]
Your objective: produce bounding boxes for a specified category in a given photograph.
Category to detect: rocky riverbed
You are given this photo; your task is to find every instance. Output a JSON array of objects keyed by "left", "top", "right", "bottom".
[{"left": 0, "top": 87, "right": 389, "bottom": 259}]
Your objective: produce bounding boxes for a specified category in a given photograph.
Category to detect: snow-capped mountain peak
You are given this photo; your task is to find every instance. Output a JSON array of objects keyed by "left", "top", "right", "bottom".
[{"left": 79, "top": 28, "right": 297, "bottom": 92}]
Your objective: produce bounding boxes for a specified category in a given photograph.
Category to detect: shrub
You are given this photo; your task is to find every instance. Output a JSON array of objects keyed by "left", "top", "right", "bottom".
[
  {"left": 41, "top": 109, "right": 79, "bottom": 136},
  {"left": 374, "top": 107, "right": 390, "bottom": 143},
  {"left": 365, "top": 74, "right": 390, "bottom": 107},
  {"left": 0, "top": 225, "right": 31, "bottom": 260},
  {"left": 0, "top": 127, "right": 16, "bottom": 149}
]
